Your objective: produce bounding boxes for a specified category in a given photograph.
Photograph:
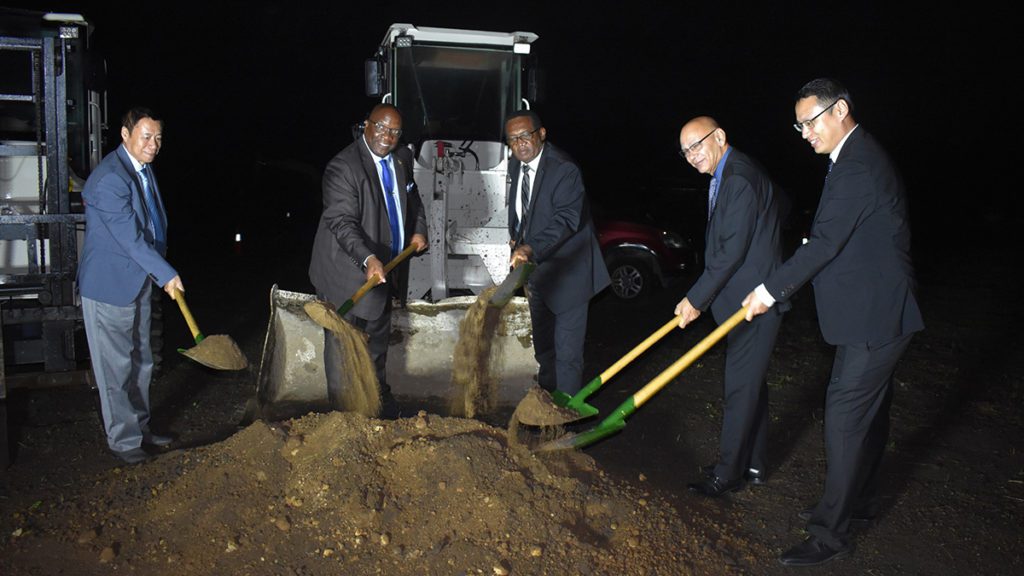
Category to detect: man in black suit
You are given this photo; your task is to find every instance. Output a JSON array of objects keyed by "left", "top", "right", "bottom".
[
  {"left": 309, "top": 103, "right": 428, "bottom": 416},
  {"left": 506, "top": 110, "right": 610, "bottom": 395},
  {"left": 744, "top": 78, "right": 924, "bottom": 566},
  {"left": 674, "top": 116, "right": 787, "bottom": 497}
]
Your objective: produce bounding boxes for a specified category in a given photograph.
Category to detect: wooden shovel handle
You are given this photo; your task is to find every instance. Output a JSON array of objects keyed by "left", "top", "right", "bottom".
[
  {"left": 632, "top": 307, "right": 748, "bottom": 408},
  {"left": 173, "top": 287, "right": 204, "bottom": 343},
  {"left": 598, "top": 315, "right": 681, "bottom": 384},
  {"left": 348, "top": 244, "right": 419, "bottom": 306}
]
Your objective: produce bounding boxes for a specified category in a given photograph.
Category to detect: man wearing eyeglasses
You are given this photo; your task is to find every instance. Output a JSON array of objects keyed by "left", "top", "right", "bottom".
[
  {"left": 673, "top": 117, "right": 788, "bottom": 498},
  {"left": 743, "top": 78, "right": 923, "bottom": 567},
  {"left": 506, "top": 110, "right": 609, "bottom": 395},
  {"left": 309, "top": 103, "right": 428, "bottom": 418}
]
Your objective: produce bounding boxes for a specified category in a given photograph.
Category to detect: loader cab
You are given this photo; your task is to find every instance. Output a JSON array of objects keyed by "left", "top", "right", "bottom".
[{"left": 364, "top": 24, "right": 540, "bottom": 302}]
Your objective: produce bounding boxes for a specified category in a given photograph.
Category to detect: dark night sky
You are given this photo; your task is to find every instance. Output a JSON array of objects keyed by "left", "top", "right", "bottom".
[{"left": 4, "top": 1, "right": 1008, "bottom": 271}]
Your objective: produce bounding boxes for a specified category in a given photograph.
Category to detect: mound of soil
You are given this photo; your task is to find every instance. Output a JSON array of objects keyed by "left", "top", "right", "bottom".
[{"left": 1, "top": 410, "right": 753, "bottom": 575}]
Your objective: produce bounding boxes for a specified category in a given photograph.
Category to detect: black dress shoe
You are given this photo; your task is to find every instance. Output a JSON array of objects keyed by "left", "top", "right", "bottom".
[
  {"left": 113, "top": 447, "right": 151, "bottom": 465},
  {"left": 778, "top": 536, "right": 852, "bottom": 566},
  {"left": 798, "top": 507, "right": 874, "bottom": 526},
  {"left": 700, "top": 464, "right": 766, "bottom": 485},
  {"left": 143, "top": 434, "right": 174, "bottom": 447},
  {"left": 688, "top": 475, "right": 744, "bottom": 497}
]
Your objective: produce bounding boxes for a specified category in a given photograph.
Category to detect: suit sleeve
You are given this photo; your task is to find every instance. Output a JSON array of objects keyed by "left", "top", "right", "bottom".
[
  {"left": 686, "top": 176, "right": 758, "bottom": 310},
  {"left": 86, "top": 171, "right": 177, "bottom": 286},
  {"left": 765, "top": 160, "right": 873, "bottom": 302},
  {"left": 321, "top": 157, "right": 376, "bottom": 264},
  {"left": 529, "top": 161, "right": 584, "bottom": 263}
]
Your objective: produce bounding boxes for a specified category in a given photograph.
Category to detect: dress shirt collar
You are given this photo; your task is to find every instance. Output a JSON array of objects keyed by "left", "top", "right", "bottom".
[
  {"left": 122, "top": 144, "right": 147, "bottom": 173},
  {"left": 522, "top": 144, "right": 544, "bottom": 173},
  {"left": 829, "top": 124, "right": 859, "bottom": 165},
  {"left": 363, "top": 135, "right": 391, "bottom": 163},
  {"left": 712, "top": 146, "right": 732, "bottom": 182}
]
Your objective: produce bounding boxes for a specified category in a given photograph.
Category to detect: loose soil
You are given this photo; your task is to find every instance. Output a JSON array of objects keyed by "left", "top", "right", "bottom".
[
  {"left": 1, "top": 248, "right": 1021, "bottom": 575},
  {"left": 180, "top": 334, "right": 250, "bottom": 372},
  {"left": 450, "top": 287, "right": 506, "bottom": 419}
]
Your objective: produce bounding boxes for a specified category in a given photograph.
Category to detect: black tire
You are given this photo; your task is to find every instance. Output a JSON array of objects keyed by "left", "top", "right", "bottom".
[{"left": 608, "top": 258, "right": 654, "bottom": 301}]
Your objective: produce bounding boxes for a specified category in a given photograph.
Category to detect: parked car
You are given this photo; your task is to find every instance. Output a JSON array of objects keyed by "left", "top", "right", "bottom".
[{"left": 596, "top": 216, "right": 698, "bottom": 300}]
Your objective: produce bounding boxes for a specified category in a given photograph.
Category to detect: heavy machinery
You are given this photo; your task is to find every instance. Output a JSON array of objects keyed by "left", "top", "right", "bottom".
[
  {"left": 1, "top": 9, "right": 106, "bottom": 466},
  {"left": 257, "top": 24, "right": 543, "bottom": 417}
]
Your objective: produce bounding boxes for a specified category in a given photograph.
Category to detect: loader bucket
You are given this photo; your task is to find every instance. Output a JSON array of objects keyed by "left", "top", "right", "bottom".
[
  {"left": 255, "top": 286, "right": 537, "bottom": 421},
  {"left": 255, "top": 286, "right": 334, "bottom": 421}
]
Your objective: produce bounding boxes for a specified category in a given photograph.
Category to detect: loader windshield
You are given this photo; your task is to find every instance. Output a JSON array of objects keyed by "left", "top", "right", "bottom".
[{"left": 393, "top": 44, "right": 521, "bottom": 146}]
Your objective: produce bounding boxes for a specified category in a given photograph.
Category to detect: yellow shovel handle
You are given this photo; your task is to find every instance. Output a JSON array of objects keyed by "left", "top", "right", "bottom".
[
  {"left": 172, "top": 287, "right": 203, "bottom": 342},
  {"left": 633, "top": 307, "right": 748, "bottom": 408},
  {"left": 348, "top": 244, "right": 419, "bottom": 305},
  {"left": 598, "top": 314, "right": 681, "bottom": 384}
]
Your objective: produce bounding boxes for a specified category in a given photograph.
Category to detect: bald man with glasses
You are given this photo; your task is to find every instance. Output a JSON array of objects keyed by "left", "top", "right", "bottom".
[{"left": 675, "top": 116, "right": 788, "bottom": 498}]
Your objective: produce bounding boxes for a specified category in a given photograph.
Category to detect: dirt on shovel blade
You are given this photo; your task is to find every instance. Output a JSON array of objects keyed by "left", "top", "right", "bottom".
[
  {"left": 511, "top": 385, "right": 582, "bottom": 426},
  {"left": 180, "top": 334, "right": 249, "bottom": 370}
]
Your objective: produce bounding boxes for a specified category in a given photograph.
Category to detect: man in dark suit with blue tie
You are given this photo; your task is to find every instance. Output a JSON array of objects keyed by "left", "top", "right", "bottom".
[
  {"left": 309, "top": 104, "right": 428, "bottom": 417},
  {"left": 506, "top": 110, "right": 609, "bottom": 395},
  {"left": 744, "top": 78, "right": 924, "bottom": 566},
  {"left": 79, "top": 108, "right": 183, "bottom": 464},
  {"left": 674, "top": 116, "right": 788, "bottom": 497}
]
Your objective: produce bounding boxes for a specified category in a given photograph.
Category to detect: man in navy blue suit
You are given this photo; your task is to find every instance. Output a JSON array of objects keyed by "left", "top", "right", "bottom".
[
  {"left": 744, "top": 79, "right": 924, "bottom": 566},
  {"left": 675, "top": 116, "right": 788, "bottom": 497},
  {"left": 506, "top": 110, "right": 609, "bottom": 395},
  {"left": 78, "top": 108, "right": 183, "bottom": 464}
]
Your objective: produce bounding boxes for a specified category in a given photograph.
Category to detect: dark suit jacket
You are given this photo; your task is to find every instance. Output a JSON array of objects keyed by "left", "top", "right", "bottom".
[
  {"left": 309, "top": 138, "right": 427, "bottom": 320},
  {"left": 687, "top": 148, "right": 788, "bottom": 324},
  {"left": 764, "top": 128, "right": 923, "bottom": 344},
  {"left": 78, "top": 145, "right": 176, "bottom": 306},
  {"left": 507, "top": 143, "right": 609, "bottom": 313}
]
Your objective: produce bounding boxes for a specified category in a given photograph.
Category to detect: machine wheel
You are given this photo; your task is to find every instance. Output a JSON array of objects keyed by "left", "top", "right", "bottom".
[{"left": 608, "top": 258, "right": 653, "bottom": 300}]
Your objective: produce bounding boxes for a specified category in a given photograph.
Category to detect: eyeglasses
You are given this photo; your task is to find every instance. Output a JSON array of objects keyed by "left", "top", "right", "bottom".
[
  {"left": 793, "top": 99, "right": 839, "bottom": 133},
  {"left": 506, "top": 127, "right": 540, "bottom": 146},
  {"left": 679, "top": 128, "right": 717, "bottom": 159},
  {"left": 368, "top": 120, "right": 402, "bottom": 137}
]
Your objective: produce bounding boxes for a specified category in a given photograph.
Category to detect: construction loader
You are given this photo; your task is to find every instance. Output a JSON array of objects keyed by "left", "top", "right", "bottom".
[{"left": 256, "top": 24, "right": 544, "bottom": 418}]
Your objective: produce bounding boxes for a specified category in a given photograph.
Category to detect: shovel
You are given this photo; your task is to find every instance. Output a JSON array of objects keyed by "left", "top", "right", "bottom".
[
  {"left": 173, "top": 288, "right": 249, "bottom": 370},
  {"left": 512, "top": 313, "right": 682, "bottom": 426},
  {"left": 488, "top": 262, "right": 536, "bottom": 308},
  {"left": 535, "top": 306, "right": 747, "bottom": 452},
  {"left": 303, "top": 244, "right": 418, "bottom": 332}
]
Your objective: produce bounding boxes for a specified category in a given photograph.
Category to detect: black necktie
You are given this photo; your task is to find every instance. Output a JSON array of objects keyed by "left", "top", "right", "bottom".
[{"left": 521, "top": 165, "right": 531, "bottom": 214}]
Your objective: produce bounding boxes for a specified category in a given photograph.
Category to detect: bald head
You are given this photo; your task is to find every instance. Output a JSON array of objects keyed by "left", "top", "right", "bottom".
[{"left": 680, "top": 116, "right": 728, "bottom": 175}]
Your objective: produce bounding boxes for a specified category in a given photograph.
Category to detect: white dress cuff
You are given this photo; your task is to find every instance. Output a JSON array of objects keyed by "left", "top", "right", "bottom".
[{"left": 754, "top": 284, "right": 776, "bottom": 307}]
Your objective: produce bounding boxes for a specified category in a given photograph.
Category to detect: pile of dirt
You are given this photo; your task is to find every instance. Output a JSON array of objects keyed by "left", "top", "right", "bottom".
[{"left": 1, "top": 411, "right": 744, "bottom": 575}]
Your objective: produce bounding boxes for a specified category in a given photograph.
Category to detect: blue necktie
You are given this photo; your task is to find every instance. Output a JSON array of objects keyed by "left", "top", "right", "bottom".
[
  {"left": 380, "top": 158, "right": 401, "bottom": 259},
  {"left": 707, "top": 176, "right": 719, "bottom": 221},
  {"left": 139, "top": 166, "right": 165, "bottom": 249}
]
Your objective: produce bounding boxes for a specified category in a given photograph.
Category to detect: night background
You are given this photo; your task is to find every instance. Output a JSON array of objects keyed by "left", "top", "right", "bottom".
[{"left": 2, "top": 0, "right": 1010, "bottom": 283}]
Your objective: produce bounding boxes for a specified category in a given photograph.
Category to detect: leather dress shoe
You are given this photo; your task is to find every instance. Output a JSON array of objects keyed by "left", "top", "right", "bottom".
[
  {"left": 778, "top": 536, "right": 852, "bottom": 567},
  {"left": 113, "top": 447, "right": 151, "bottom": 465},
  {"left": 143, "top": 434, "right": 174, "bottom": 447},
  {"left": 798, "top": 507, "right": 874, "bottom": 527},
  {"left": 701, "top": 463, "right": 766, "bottom": 485},
  {"left": 688, "top": 475, "right": 744, "bottom": 497}
]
